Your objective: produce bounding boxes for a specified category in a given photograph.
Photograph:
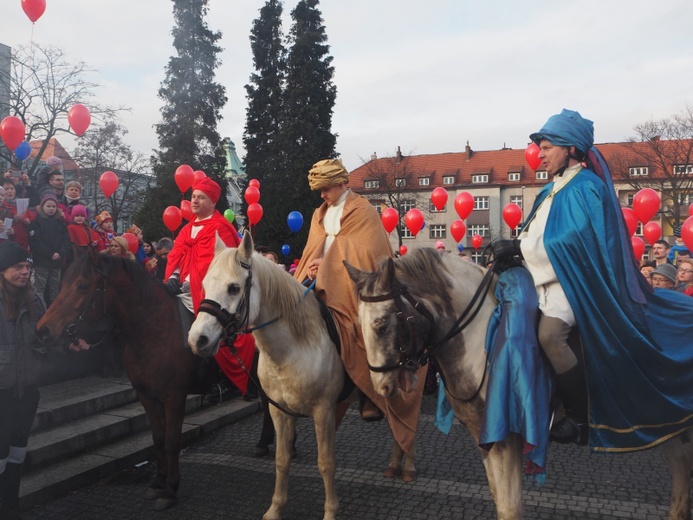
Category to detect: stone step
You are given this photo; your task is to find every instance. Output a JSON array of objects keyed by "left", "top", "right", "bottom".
[{"left": 20, "top": 398, "right": 261, "bottom": 510}]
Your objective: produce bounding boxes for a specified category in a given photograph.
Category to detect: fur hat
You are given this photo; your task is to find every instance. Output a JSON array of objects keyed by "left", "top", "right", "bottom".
[
  {"left": 651, "top": 263, "right": 677, "bottom": 284},
  {"left": 71, "top": 205, "right": 88, "bottom": 219},
  {"left": 0, "top": 241, "right": 32, "bottom": 272},
  {"left": 96, "top": 211, "right": 113, "bottom": 225}
]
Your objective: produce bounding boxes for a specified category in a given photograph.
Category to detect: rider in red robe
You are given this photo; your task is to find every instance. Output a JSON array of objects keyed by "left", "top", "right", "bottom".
[{"left": 165, "top": 177, "right": 255, "bottom": 394}]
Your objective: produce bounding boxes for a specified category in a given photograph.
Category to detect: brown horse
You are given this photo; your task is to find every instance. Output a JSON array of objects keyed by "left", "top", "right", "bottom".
[{"left": 36, "top": 250, "right": 211, "bottom": 511}]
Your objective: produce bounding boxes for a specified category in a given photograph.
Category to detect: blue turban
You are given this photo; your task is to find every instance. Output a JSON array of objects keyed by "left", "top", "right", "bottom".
[{"left": 529, "top": 109, "right": 594, "bottom": 153}]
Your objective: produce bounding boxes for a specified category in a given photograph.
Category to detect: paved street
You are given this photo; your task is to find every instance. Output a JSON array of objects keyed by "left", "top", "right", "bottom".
[{"left": 24, "top": 395, "right": 676, "bottom": 519}]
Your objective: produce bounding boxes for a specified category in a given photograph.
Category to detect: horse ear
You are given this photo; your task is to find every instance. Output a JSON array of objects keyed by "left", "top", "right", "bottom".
[
  {"left": 344, "top": 260, "right": 369, "bottom": 289},
  {"left": 214, "top": 233, "right": 226, "bottom": 256},
  {"left": 239, "top": 230, "right": 254, "bottom": 261},
  {"left": 383, "top": 257, "right": 396, "bottom": 288}
]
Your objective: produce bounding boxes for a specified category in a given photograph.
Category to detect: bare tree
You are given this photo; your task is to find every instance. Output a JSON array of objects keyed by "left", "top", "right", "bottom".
[
  {"left": 0, "top": 44, "right": 124, "bottom": 176},
  {"left": 72, "top": 122, "right": 153, "bottom": 231},
  {"left": 611, "top": 106, "right": 693, "bottom": 230},
  {"left": 357, "top": 148, "right": 428, "bottom": 247}
]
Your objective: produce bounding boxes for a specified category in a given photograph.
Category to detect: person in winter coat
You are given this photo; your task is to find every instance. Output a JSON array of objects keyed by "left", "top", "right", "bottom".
[
  {"left": 67, "top": 205, "right": 102, "bottom": 253},
  {"left": 28, "top": 194, "right": 71, "bottom": 306},
  {"left": 0, "top": 241, "right": 46, "bottom": 519}
]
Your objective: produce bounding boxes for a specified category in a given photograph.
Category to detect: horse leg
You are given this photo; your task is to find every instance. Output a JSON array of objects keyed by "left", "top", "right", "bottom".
[
  {"left": 263, "top": 408, "right": 296, "bottom": 520},
  {"left": 383, "top": 441, "right": 403, "bottom": 479},
  {"left": 479, "top": 434, "right": 524, "bottom": 520},
  {"left": 401, "top": 441, "right": 417, "bottom": 482},
  {"left": 153, "top": 394, "right": 188, "bottom": 512},
  {"left": 662, "top": 430, "right": 693, "bottom": 520},
  {"left": 313, "top": 405, "right": 339, "bottom": 520},
  {"left": 138, "top": 394, "right": 168, "bottom": 501}
]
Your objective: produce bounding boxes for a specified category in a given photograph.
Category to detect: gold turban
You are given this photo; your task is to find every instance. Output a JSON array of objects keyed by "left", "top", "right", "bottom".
[{"left": 308, "top": 159, "right": 349, "bottom": 191}]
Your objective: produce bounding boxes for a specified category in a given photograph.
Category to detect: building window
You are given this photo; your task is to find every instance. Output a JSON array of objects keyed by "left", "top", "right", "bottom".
[
  {"left": 674, "top": 164, "right": 693, "bottom": 175},
  {"left": 468, "top": 224, "right": 489, "bottom": 237},
  {"left": 418, "top": 177, "right": 430, "bottom": 186},
  {"left": 472, "top": 174, "right": 489, "bottom": 184},
  {"left": 400, "top": 200, "right": 415, "bottom": 214},
  {"left": 443, "top": 176, "right": 455, "bottom": 185},
  {"left": 365, "top": 180, "right": 379, "bottom": 189},
  {"left": 509, "top": 172, "right": 521, "bottom": 182},
  {"left": 629, "top": 166, "right": 649, "bottom": 176},
  {"left": 474, "top": 196, "right": 489, "bottom": 210},
  {"left": 429, "top": 201, "right": 446, "bottom": 213},
  {"left": 429, "top": 224, "right": 446, "bottom": 239},
  {"left": 536, "top": 171, "right": 548, "bottom": 180},
  {"left": 510, "top": 195, "right": 523, "bottom": 209},
  {"left": 627, "top": 193, "right": 635, "bottom": 206},
  {"left": 635, "top": 222, "right": 644, "bottom": 236},
  {"left": 371, "top": 202, "right": 382, "bottom": 215},
  {"left": 471, "top": 251, "right": 484, "bottom": 264},
  {"left": 395, "top": 177, "right": 406, "bottom": 187},
  {"left": 402, "top": 226, "right": 414, "bottom": 239}
]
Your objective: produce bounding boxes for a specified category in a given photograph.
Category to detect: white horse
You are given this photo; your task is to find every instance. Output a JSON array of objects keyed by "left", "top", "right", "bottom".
[
  {"left": 187, "top": 232, "right": 414, "bottom": 520},
  {"left": 346, "top": 247, "right": 693, "bottom": 520}
]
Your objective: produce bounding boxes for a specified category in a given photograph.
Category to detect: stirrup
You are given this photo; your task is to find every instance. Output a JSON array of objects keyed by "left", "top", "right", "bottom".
[{"left": 550, "top": 415, "right": 588, "bottom": 446}]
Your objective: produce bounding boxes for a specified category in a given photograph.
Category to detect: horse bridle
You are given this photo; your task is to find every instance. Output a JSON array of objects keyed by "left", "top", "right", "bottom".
[
  {"left": 358, "top": 266, "right": 495, "bottom": 402},
  {"left": 63, "top": 269, "right": 116, "bottom": 347}
]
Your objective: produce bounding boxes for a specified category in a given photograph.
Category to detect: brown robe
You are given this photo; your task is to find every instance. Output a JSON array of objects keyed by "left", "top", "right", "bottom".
[{"left": 294, "top": 190, "right": 426, "bottom": 454}]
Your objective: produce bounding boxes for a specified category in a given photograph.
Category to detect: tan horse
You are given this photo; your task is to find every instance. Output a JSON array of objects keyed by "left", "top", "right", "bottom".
[
  {"left": 346, "top": 247, "right": 693, "bottom": 520},
  {"left": 187, "top": 232, "right": 414, "bottom": 520}
]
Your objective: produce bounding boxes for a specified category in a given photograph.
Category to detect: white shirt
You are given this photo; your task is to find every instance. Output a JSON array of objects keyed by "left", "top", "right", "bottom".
[
  {"left": 322, "top": 189, "right": 349, "bottom": 255},
  {"left": 519, "top": 164, "right": 582, "bottom": 326}
]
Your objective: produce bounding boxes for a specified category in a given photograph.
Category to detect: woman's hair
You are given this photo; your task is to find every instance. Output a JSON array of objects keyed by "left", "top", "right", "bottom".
[
  {"left": 0, "top": 276, "right": 35, "bottom": 320},
  {"left": 110, "top": 236, "right": 128, "bottom": 254},
  {"left": 65, "top": 180, "right": 82, "bottom": 192}
]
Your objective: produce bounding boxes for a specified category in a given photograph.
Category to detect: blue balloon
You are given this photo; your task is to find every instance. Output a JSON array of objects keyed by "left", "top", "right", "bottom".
[
  {"left": 14, "top": 141, "right": 31, "bottom": 161},
  {"left": 457, "top": 244, "right": 464, "bottom": 252},
  {"left": 287, "top": 211, "right": 304, "bottom": 233},
  {"left": 421, "top": 221, "right": 426, "bottom": 230},
  {"left": 281, "top": 244, "right": 290, "bottom": 256}
]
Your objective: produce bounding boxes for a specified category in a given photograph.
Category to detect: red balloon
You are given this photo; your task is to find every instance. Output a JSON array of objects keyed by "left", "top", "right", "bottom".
[
  {"left": 430, "top": 187, "right": 448, "bottom": 211},
  {"left": 248, "top": 179, "right": 260, "bottom": 189},
  {"left": 174, "top": 165, "right": 195, "bottom": 193},
  {"left": 524, "top": 143, "right": 542, "bottom": 170},
  {"left": 0, "top": 116, "right": 25, "bottom": 151},
  {"left": 245, "top": 186, "right": 260, "bottom": 205},
  {"left": 454, "top": 192, "right": 474, "bottom": 220},
  {"left": 682, "top": 216, "right": 693, "bottom": 253},
  {"left": 643, "top": 221, "right": 661, "bottom": 245},
  {"left": 404, "top": 209, "right": 424, "bottom": 237},
  {"left": 399, "top": 245, "right": 408, "bottom": 256},
  {"left": 472, "top": 234, "right": 483, "bottom": 250},
  {"left": 621, "top": 208, "right": 638, "bottom": 236},
  {"left": 450, "top": 219, "right": 467, "bottom": 243},
  {"left": 180, "top": 200, "right": 193, "bottom": 221},
  {"left": 381, "top": 207, "right": 399, "bottom": 234},
  {"left": 122, "top": 233, "right": 139, "bottom": 254},
  {"left": 162, "top": 206, "right": 182, "bottom": 232},
  {"left": 633, "top": 188, "right": 660, "bottom": 223},
  {"left": 247, "top": 203, "right": 263, "bottom": 225},
  {"left": 688, "top": 203, "right": 693, "bottom": 217},
  {"left": 193, "top": 170, "right": 206, "bottom": 183},
  {"left": 503, "top": 203, "right": 522, "bottom": 229},
  {"left": 99, "top": 171, "right": 119, "bottom": 198},
  {"left": 631, "top": 236, "right": 645, "bottom": 260},
  {"left": 21, "top": 0, "right": 46, "bottom": 23},
  {"left": 67, "top": 104, "right": 91, "bottom": 137}
]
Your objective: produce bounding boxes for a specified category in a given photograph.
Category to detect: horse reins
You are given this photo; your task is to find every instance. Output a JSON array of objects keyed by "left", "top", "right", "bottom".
[{"left": 358, "top": 266, "right": 496, "bottom": 403}]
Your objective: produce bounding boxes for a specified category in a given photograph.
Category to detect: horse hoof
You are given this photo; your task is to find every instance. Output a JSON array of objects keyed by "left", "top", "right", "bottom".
[
  {"left": 144, "top": 487, "right": 164, "bottom": 500},
  {"left": 153, "top": 496, "right": 177, "bottom": 511},
  {"left": 383, "top": 466, "right": 402, "bottom": 479},
  {"left": 401, "top": 470, "right": 417, "bottom": 483}
]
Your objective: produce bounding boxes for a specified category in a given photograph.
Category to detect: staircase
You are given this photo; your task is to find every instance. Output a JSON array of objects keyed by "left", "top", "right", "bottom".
[{"left": 20, "top": 375, "right": 261, "bottom": 510}]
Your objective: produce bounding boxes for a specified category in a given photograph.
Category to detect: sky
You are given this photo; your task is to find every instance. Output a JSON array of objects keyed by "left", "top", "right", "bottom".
[{"left": 4, "top": 0, "right": 693, "bottom": 172}]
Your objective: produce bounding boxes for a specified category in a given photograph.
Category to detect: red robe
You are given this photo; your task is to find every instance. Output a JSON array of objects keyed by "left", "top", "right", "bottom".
[{"left": 165, "top": 211, "right": 255, "bottom": 393}]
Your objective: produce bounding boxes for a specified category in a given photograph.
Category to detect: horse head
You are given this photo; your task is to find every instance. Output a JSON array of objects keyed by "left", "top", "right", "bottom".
[{"left": 189, "top": 231, "right": 258, "bottom": 357}]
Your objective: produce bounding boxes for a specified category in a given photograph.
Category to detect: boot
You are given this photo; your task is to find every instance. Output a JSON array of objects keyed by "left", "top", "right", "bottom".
[
  {"left": 551, "top": 366, "right": 589, "bottom": 445},
  {"left": 359, "top": 392, "right": 384, "bottom": 422},
  {"left": 0, "top": 463, "right": 23, "bottom": 519}
]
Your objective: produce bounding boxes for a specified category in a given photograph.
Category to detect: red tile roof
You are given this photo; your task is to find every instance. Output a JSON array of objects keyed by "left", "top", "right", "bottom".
[{"left": 29, "top": 138, "right": 78, "bottom": 171}]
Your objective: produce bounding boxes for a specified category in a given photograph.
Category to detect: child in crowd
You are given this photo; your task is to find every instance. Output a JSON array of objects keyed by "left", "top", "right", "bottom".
[
  {"left": 95, "top": 211, "right": 116, "bottom": 251},
  {"left": 67, "top": 205, "right": 103, "bottom": 252},
  {"left": 125, "top": 224, "right": 147, "bottom": 264},
  {"left": 28, "top": 193, "right": 71, "bottom": 306}
]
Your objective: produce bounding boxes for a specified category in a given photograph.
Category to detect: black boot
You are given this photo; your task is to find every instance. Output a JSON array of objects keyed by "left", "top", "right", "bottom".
[
  {"left": 551, "top": 366, "right": 589, "bottom": 446},
  {"left": 0, "top": 463, "right": 23, "bottom": 519}
]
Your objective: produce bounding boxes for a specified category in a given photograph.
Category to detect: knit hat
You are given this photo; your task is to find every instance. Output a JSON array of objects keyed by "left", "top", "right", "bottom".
[
  {"left": 0, "top": 241, "right": 32, "bottom": 272},
  {"left": 651, "top": 263, "right": 677, "bottom": 284},
  {"left": 96, "top": 211, "right": 113, "bottom": 225},
  {"left": 40, "top": 193, "right": 58, "bottom": 207},
  {"left": 308, "top": 159, "right": 349, "bottom": 191},
  {"left": 435, "top": 240, "right": 445, "bottom": 250},
  {"left": 46, "top": 156, "right": 63, "bottom": 168},
  {"left": 192, "top": 178, "right": 221, "bottom": 204},
  {"left": 71, "top": 205, "right": 87, "bottom": 219}
]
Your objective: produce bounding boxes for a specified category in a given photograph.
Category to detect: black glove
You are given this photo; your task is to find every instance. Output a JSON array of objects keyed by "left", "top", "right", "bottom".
[
  {"left": 490, "top": 239, "right": 522, "bottom": 262},
  {"left": 166, "top": 275, "right": 182, "bottom": 296}
]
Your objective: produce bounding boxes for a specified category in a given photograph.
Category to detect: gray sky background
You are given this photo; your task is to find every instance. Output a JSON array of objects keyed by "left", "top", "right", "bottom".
[{"left": 4, "top": 0, "right": 693, "bottom": 172}]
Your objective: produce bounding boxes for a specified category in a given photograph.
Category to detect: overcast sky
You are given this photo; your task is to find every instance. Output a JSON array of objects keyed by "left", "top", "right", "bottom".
[{"left": 4, "top": 0, "right": 693, "bottom": 172}]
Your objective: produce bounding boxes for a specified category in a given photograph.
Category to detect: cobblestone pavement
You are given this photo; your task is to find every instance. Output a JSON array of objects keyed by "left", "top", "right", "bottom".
[{"left": 25, "top": 395, "right": 677, "bottom": 519}]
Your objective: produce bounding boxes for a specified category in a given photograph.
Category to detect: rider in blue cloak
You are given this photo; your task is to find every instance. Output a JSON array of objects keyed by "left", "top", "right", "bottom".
[{"left": 493, "top": 109, "right": 693, "bottom": 451}]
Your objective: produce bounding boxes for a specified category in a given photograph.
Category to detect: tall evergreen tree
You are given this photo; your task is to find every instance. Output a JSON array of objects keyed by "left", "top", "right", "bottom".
[
  {"left": 243, "top": 0, "right": 287, "bottom": 249},
  {"left": 137, "top": 0, "right": 229, "bottom": 240},
  {"left": 248, "top": 0, "right": 337, "bottom": 256}
]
